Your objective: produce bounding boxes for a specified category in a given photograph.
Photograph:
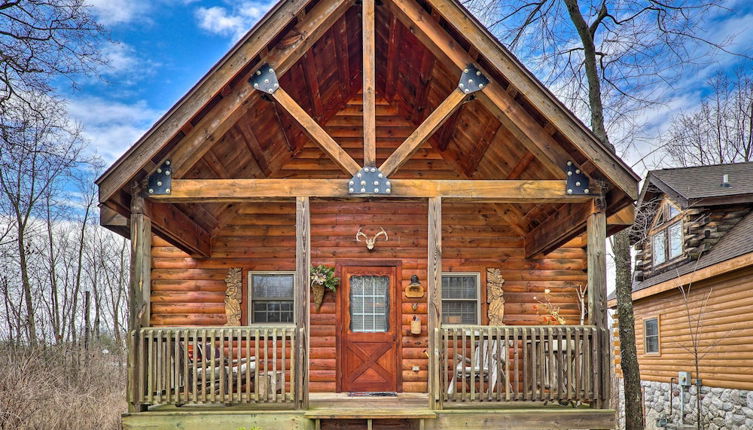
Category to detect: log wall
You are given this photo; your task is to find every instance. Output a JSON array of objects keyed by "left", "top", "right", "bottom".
[
  {"left": 633, "top": 265, "right": 753, "bottom": 390},
  {"left": 149, "top": 200, "right": 587, "bottom": 393}
]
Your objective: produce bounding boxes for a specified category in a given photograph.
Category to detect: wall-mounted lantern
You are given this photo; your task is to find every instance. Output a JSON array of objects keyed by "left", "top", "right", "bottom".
[{"left": 405, "top": 275, "right": 424, "bottom": 298}]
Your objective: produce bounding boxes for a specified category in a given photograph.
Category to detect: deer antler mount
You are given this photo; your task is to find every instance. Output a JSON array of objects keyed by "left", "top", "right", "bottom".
[{"left": 355, "top": 227, "right": 388, "bottom": 251}]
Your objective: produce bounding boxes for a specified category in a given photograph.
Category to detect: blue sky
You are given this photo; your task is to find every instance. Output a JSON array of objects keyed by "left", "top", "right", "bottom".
[{"left": 72, "top": 0, "right": 753, "bottom": 174}]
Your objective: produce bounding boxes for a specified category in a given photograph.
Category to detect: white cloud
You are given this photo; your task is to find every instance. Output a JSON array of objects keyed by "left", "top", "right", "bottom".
[
  {"left": 100, "top": 42, "right": 140, "bottom": 76},
  {"left": 87, "top": 0, "right": 149, "bottom": 26},
  {"left": 194, "top": 1, "right": 276, "bottom": 41},
  {"left": 67, "top": 97, "right": 161, "bottom": 162}
]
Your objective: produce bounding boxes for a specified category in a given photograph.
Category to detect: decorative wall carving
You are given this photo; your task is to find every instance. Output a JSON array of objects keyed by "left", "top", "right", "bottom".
[
  {"left": 224, "top": 267, "right": 242, "bottom": 326},
  {"left": 486, "top": 268, "right": 505, "bottom": 325}
]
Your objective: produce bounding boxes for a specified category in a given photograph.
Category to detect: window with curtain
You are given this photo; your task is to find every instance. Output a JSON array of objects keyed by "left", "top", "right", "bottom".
[
  {"left": 441, "top": 273, "right": 480, "bottom": 324},
  {"left": 248, "top": 272, "right": 295, "bottom": 324}
]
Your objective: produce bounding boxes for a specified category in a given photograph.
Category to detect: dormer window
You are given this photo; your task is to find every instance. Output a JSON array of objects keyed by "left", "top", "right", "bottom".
[{"left": 650, "top": 200, "right": 683, "bottom": 266}]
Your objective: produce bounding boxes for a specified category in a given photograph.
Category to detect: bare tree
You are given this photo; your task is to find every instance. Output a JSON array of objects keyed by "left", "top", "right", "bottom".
[
  {"left": 666, "top": 69, "right": 753, "bottom": 167},
  {"left": 0, "top": 0, "right": 104, "bottom": 116},
  {"left": 460, "top": 1, "right": 749, "bottom": 428},
  {"left": 0, "top": 95, "right": 83, "bottom": 344}
]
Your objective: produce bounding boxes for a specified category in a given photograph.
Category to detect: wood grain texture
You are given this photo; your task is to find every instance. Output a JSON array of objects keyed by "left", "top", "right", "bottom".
[
  {"left": 148, "top": 200, "right": 588, "bottom": 393},
  {"left": 633, "top": 265, "right": 753, "bottom": 391}
]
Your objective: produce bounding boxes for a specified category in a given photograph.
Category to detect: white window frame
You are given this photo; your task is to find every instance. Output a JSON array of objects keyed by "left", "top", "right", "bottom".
[
  {"left": 644, "top": 316, "right": 660, "bottom": 355},
  {"left": 247, "top": 271, "right": 296, "bottom": 326},
  {"left": 441, "top": 272, "right": 482, "bottom": 325}
]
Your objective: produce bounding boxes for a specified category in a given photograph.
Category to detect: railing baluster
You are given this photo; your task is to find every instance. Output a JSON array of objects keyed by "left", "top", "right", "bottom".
[
  {"left": 512, "top": 327, "right": 518, "bottom": 401},
  {"left": 502, "top": 327, "right": 508, "bottom": 402},
  {"left": 442, "top": 328, "right": 448, "bottom": 404},
  {"left": 575, "top": 327, "right": 581, "bottom": 402},
  {"left": 273, "top": 328, "right": 278, "bottom": 403},
  {"left": 254, "top": 328, "right": 260, "bottom": 402}
]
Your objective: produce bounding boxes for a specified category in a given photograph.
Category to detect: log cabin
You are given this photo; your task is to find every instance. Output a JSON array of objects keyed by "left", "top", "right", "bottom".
[
  {"left": 608, "top": 162, "right": 753, "bottom": 426},
  {"left": 95, "top": 0, "right": 640, "bottom": 428}
]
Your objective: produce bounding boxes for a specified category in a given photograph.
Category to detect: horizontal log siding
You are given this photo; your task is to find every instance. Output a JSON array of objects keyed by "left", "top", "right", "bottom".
[
  {"left": 149, "top": 200, "right": 586, "bottom": 393},
  {"left": 633, "top": 265, "right": 753, "bottom": 390}
]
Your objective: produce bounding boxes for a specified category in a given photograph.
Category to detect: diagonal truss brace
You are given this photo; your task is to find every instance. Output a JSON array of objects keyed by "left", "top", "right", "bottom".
[{"left": 249, "top": 65, "right": 361, "bottom": 176}]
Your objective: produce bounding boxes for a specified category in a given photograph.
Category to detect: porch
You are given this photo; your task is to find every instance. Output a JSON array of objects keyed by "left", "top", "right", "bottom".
[{"left": 123, "top": 324, "right": 614, "bottom": 429}]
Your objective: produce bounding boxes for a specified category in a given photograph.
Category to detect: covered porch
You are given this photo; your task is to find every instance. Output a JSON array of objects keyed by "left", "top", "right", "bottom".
[{"left": 97, "top": 0, "right": 640, "bottom": 426}]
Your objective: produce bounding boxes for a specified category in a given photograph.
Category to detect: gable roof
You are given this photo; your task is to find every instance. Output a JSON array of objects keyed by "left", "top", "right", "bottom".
[
  {"left": 632, "top": 209, "right": 753, "bottom": 293},
  {"left": 639, "top": 162, "right": 753, "bottom": 208},
  {"left": 95, "top": 0, "right": 638, "bottom": 210}
]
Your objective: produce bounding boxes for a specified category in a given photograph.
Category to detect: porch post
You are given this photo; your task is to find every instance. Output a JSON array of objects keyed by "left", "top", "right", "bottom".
[
  {"left": 295, "top": 196, "right": 311, "bottom": 409},
  {"left": 587, "top": 206, "right": 608, "bottom": 408},
  {"left": 127, "top": 185, "right": 151, "bottom": 412},
  {"left": 427, "top": 197, "right": 442, "bottom": 409}
]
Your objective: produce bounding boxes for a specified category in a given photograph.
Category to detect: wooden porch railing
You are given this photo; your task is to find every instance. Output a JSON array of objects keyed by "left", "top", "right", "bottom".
[
  {"left": 435, "top": 325, "right": 610, "bottom": 406},
  {"left": 128, "top": 326, "right": 298, "bottom": 407}
]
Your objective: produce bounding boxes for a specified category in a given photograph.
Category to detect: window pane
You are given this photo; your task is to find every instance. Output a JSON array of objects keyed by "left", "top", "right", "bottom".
[
  {"left": 646, "top": 336, "right": 659, "bottom": 353},
  {"left": 644, "top": 318, "right": 659, "bottom": 353},
  {"left": 668, "top": 205, "right": 680, "bottom": 219},
  {"left": 442, "top": 300, "right": 477, "bottom": 324},
  {"left": 442, "top": 275, "right": 477, "bottom": 299},
  {"left": 669, "top": 222, "right": 683, "bottom": 259},
  {"left": 653, "top": 231, "right": 666, "bottom": 265},
  {"left": 350, "top": 276, "right": 389, "bottom": 332},
  {"left": 645, "top": 318, "right": 658, "bottom": 336},
  {"left": 252, "top": 274, "right": 294, "bottom": 299},
  {"left": 253, "top": 301, "right": 294, "bottom": 323}
]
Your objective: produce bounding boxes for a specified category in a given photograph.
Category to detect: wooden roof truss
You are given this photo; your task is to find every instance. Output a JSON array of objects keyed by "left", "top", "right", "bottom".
[{"left": 97, "top": 0, "right": 639, "bottom": 259}]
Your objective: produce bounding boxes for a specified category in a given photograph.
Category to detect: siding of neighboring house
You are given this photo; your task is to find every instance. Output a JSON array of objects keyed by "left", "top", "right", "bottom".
[
  {"left": 632, "top": 265, "right": 753, "bottom": 391},
  {"left": 148, "top": 199, "right": 587, "bottom": 393}
]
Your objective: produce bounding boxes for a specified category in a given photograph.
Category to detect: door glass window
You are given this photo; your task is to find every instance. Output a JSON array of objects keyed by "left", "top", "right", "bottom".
[{"left": 350, "top": 275, "right": 389, "bottom": 332}]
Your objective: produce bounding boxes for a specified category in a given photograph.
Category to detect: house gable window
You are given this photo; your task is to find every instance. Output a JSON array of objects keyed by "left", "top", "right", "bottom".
[
  {"left": 644, "top": 317, "right": 660, "bottom": 354},
  {"left": 248, "top": 272, "right": 295, "bottom": 324},
  {"left": 441, "top": 273, "right": 480, "bottom": 324},
  {"left": 650, "top": 200, "right": 683, "bottom": 266}
]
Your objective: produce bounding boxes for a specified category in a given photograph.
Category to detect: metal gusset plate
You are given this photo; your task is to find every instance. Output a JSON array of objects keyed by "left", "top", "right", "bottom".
[
  {"left": 248, "top": 63, "right": 279, "bottom": 94},
  {"left": 458, "top": 64, "right": 489, "bottom": 94},
  {"left": 147, "top": 160, "right": 172, "bottom": 195},
  {"left": 349, "top": 166, "right": 392, "bottom": 195},
  {"left": 565, "top": 161, "right": 590, "bottom": 195}
]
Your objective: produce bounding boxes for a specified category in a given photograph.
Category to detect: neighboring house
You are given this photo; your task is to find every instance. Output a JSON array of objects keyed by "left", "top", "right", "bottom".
[
  {"left": 96, "top": 0, "right": 641, "bottom": 428},
  {"left": 609, "top": 162, "right": 753, "bottom": 429}
]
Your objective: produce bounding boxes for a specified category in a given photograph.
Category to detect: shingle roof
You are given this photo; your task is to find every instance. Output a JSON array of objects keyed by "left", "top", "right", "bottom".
[
  {"left": 649, "top": 162, "right": 753, "bottom": 201},
  {"left": 631, "top": 206, "right": 753, "bottom": 293}
]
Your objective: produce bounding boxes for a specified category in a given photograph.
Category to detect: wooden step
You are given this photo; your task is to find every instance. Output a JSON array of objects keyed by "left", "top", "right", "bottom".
[{"left": 304, "top": 409, "right": 437, "bottom": 420}]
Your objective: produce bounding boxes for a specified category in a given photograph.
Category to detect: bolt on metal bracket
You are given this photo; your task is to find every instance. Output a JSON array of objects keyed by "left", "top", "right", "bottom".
[
  {"left": 458, "top": 64, "right": 489, "bottom": 94},
  {"left": 249, "top": 63, "right": 280, "bottom": 94},
  {"left": 349, "top": 166, "right": 392, "bottom": 195},
  {"left": 147, "top": 160, "right": 172, "bottom": 195},
  {"left": 565, "top": 161, "right": 590, "bottom": 195}
]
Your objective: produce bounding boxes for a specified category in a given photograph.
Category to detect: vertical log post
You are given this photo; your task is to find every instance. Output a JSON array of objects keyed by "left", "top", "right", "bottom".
[
  {"left": 587, "top": 203, "right": 608, "bottom": 408},
  {"left": 427, "top": 197, "right": 442, "bottom": 409},
  {"left": 362, "top": 0, "right": 376, "bottom": 166},
  {"left": 128, "top": 185, "right": 151, "bottom": 412},
  {"left": 295, "top": 196, "right": 311, "bottom": 409}
]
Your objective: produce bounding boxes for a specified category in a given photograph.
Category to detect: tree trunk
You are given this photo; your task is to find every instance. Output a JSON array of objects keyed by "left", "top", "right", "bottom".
[
  {"left": 16, "top": 222, "right": 37, "bottom": 346},
  {"left": 561, "top": 1, "right": 642, "bottom": 427},
  {"left": 615, "top": 229, "right": 643, "bottom": 429}
]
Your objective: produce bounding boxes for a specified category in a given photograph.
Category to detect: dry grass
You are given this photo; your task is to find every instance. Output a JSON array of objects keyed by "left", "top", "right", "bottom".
[{"left": 0, "top": 344, "right": 126, "bottom": 429}]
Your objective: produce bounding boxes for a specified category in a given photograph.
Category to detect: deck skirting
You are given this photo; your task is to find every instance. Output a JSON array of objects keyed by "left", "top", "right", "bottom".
[{"left": 122, "top": 407, "right": 615, "bottom": 430}]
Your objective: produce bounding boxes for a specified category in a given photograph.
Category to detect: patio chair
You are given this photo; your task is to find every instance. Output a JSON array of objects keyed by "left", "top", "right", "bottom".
[{"left": 447, "top": 336, "right": 509, "bottom": 396}]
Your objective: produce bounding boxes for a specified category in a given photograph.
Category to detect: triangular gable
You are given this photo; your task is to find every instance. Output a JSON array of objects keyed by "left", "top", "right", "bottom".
[{"left": 97, "top": 0, "right": 638, "bottom": 209}]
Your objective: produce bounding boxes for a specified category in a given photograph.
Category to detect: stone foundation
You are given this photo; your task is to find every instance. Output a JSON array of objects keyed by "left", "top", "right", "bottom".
[{"left": 616, "top": 380, "right": 753, "bottom": 429}]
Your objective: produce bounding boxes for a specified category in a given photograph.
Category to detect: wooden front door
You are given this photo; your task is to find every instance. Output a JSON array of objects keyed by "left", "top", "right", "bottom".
[{"left": 339, "top": 265, "right": 399, "bottom": 392}]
